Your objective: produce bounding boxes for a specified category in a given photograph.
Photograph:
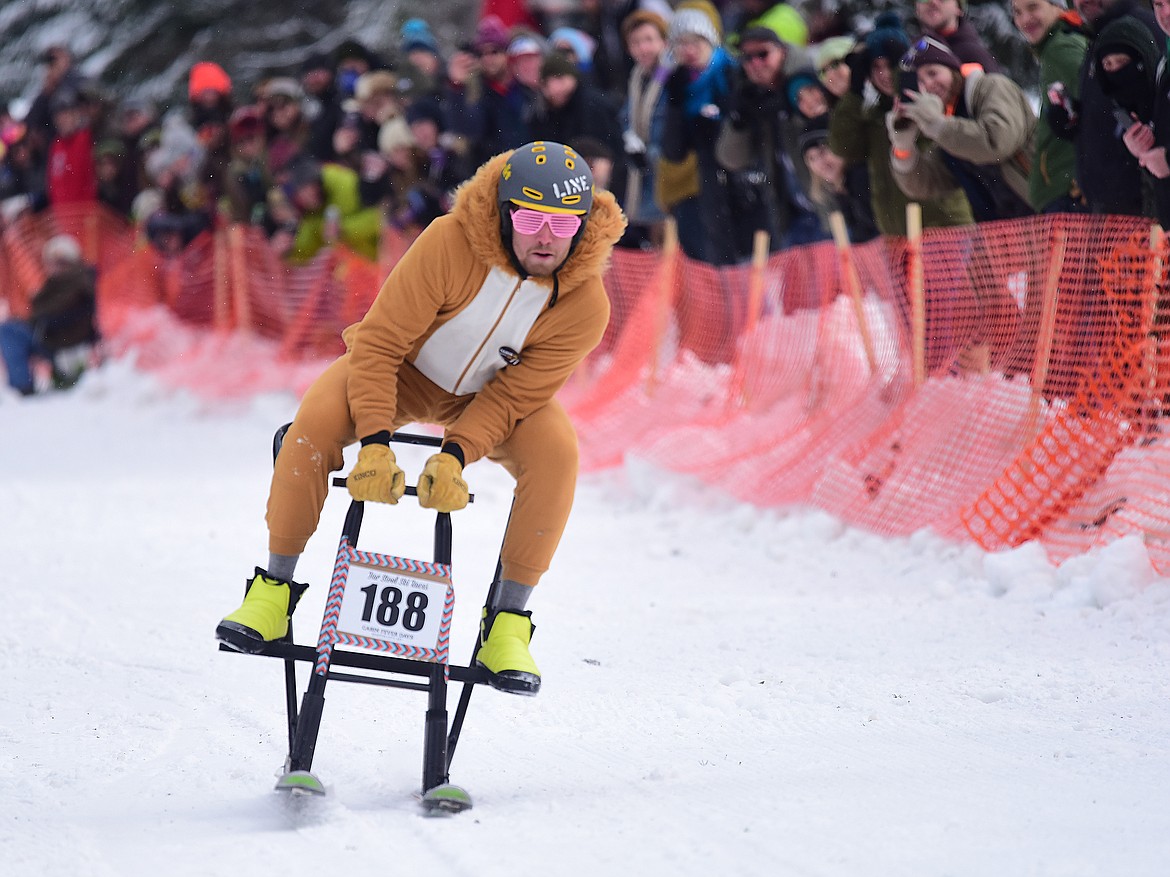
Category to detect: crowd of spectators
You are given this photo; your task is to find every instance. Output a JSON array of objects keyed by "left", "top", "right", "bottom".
[{"left": 1, "top": 0, "right": 1167, "bottom": 270}]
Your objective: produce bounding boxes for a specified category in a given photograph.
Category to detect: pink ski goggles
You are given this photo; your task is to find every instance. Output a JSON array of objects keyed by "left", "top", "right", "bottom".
[{"left": 510, "top": 208, "right": 582, "bottom": 238}]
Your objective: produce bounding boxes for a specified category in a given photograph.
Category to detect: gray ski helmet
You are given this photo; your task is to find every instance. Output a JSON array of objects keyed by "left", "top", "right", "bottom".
[{"left": 499, "top": 141, "right": 594, "bottom": 217}]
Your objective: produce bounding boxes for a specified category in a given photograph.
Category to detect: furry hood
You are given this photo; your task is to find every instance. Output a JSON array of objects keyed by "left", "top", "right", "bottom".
[{"left": 449, "top": 150, "right": 627, "bottom": 293}]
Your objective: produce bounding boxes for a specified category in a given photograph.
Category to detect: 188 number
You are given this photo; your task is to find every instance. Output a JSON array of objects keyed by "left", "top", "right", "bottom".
[{"left": 359, "top": 584, "right": 428, "bottom": 631}]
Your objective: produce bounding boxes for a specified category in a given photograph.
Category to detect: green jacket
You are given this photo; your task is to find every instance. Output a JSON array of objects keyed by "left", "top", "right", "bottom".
[
  {"left": 290, "top": 163, "right": 382, "bottom": 264},
  {"left": 828, "top": 91, "right": 973, "bottom": 236},
  {"left": 1031, "top": 23, "right": 1087, "bottom": 211}
]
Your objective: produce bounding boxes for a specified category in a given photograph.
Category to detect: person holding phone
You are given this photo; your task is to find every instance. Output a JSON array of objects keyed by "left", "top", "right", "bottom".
[
  {"left": 826, "top": 12, "right": 972, "bottom": 236},
  {"left": 887, "top": 36, "right": 1035, "bottom": 222}
]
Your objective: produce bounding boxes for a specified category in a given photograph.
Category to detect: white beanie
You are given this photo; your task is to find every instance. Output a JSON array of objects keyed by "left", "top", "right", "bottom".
[
  {"left": 378, "top": 115, "right": 414, "bottom": 154},
  {"left": 669, "top": 9, "right": 720, "bottom": 47}
]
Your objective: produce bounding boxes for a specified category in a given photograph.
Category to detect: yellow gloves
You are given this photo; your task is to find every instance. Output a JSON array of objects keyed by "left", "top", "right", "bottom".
[
  {"left": 346, "top": 444, "right": 406, "bottom": 504},
  {"left": 347, "top": 442, "right": 468, "bottom": 512},
  {"left": 417, "top": 452, "right": 469, "bottom": 512}
]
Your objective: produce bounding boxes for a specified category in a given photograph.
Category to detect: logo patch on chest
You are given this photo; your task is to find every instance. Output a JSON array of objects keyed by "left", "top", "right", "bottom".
[{"left": 498, "top": 346, "right": 522, "bottom": 366}]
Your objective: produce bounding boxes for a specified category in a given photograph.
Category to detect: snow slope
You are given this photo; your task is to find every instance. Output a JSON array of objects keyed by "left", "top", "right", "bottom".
[{"left": 3, "top": 360, "right": 1170, "bottom": 876}]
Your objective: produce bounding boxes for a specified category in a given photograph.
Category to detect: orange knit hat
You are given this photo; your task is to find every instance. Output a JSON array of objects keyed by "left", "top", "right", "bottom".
[{"left": 188, "top": 62, "right": 232, "bottom": 99}]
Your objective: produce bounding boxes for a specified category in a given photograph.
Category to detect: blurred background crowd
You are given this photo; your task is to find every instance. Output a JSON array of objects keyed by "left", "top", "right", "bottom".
[{"left": 1, "top": 0, "right": 1167, "bottom": 270}]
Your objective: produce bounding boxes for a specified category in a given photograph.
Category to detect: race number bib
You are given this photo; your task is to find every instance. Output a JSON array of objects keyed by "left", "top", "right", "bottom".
[{"left": 330, "top": 547, "right": 454, "bottom": 663}]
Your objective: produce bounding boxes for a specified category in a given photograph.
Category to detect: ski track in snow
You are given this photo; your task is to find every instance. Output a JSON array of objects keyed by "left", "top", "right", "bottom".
[{"left": 2, "top": 362, "right": 1170, "bottom": 876}]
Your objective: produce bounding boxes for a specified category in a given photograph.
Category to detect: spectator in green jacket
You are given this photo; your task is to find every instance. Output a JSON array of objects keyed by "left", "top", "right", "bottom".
[
  {"left": 271, "top": 158, "right": 382, "bottom": 263},
  {"left": 1013, "top": 0, "right": 1089, "bottom": 212}
]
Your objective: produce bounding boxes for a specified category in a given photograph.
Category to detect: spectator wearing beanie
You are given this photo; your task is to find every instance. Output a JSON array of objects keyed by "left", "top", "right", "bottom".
[
  {"left": 301, "top": 52, "right": 345, "bottom": 163},
  {"left": 1091, "top": 16, "right": 1158, "bottom": 127},
  {"left": 800, "top": 123, "right": 878, "bottom": 244},
  {"left": 890, "top": 35, "right": 1035, "bottom": 376},
  {"left": 786, "top": 70, "right": 832, "bottom": 123},
  {"left": 549, "top": 27, "right": 598, "bottom": 80},
  {"left": 335, "top": 40, "right": 376, "bottom": 100},
  {"left": 362, "top": 114, "right": 429, "bottom": 229},
  {"left": 915, "top": 0, "right": 1001, "bottom": 73},
  {"left": 222, "top": 105, "right": 271, "bottom": 224},
  {"left": 529, "top": 50, "right": 625, "bottom": 192},
  {"left": 813, "top": 35, "right": 856, "bottom": 100},
  {"left": 443, "top": 16, "right": 503, "bottom": 157},
  {"left": 661, "top": 0, "right": 744, "bottom": 264},
  {"left": 271, "top": 156, "right": 381, "bottom": 264},
  {"left": 1121, "top": 0, "right": 1170, "bottom": 227},
  {"left": 1012, "top": 0, "right": 1087, "bottom": 213},
  {"left": 724, "top": 0, "right": 810, "bottom": 47},
  {"left": 447, "top": 21, "right": 539, "bottom": 166},
  {"left": 0, "top": 233, "right": 97, "bottom": 395},
  {"left": 398, "top": 18, "right": 444, "bottom": 101},
  {"left": 185, "top": 61, "right": 234, "bottom": 205},
  {"left": 188, "top": 61, "right": 233, "bottom": 127},
  {"left": 1051, "top": 0, "right": 1159, "bottom": 217},
  {"left": 828, "top": 12, "right": 972, "bottom": 236},
  {"left": 888, "top": 36, "right": 1035, "bottom": 223},
  {"left": 263, "top": 77, "right": 309, "bottom": 177}
]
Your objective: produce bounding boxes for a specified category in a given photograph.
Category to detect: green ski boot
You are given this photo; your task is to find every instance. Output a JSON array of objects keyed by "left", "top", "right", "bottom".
[
  {"left": 216, "top": 568, "right": 308, "bottom": 654},
  {"left": 476, "top": 609, "right": 541, "bottom": 695}
]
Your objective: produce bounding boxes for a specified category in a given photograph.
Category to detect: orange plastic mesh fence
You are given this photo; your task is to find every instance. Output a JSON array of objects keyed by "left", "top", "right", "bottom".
[{"left": 4, "top": 207, "right": 1169, "bottom": 569}]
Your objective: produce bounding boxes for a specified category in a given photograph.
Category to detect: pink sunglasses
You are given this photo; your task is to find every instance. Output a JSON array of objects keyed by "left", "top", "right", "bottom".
[{"left": 510, "top": 208, "right": 582, "bottom": 238}]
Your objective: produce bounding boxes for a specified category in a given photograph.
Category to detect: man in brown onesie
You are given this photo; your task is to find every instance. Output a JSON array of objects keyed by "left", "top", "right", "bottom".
[{"left": 217, "top": 141, "right": 626, "bottom": 695}]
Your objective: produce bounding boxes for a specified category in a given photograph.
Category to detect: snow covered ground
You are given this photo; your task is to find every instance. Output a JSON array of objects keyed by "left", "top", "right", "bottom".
[{"left": 3, "top": 359, "right": 1170, "bottom": 876}]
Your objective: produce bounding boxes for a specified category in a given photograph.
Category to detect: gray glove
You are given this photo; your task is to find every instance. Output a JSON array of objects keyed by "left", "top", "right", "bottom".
[
  {"left": 900, "top": 90, "right": 947, "bottom": 140},
  {"left": 885, "top": 110, "right": 919, "bottom": 156}
]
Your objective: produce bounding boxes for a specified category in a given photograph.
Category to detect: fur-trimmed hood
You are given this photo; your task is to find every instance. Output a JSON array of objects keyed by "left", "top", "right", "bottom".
[{"left": 449, "top": 150, "right": 627, "bottom": 294}]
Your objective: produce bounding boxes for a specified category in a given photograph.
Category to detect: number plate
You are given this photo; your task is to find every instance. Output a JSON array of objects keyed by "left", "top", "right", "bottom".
[{"left": 328, "top": 545, "right": 454, "bottom": 664}]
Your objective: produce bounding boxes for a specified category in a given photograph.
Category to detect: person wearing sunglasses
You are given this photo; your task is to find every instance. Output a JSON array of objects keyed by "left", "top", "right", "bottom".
[
  {"left": 715, "top": 25, "right": 830, "bottom": 250},
  {"left": 217, "top": 141, "right": 627, "bottom": 696}
]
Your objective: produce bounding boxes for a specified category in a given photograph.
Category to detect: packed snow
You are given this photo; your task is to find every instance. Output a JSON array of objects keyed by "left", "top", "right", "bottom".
[{"left": 3, "top": 358, "right": 1169, "bottom": 876}]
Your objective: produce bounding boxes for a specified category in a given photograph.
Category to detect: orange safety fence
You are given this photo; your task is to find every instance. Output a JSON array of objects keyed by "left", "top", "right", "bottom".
[{"left": 4, "top": 205, "right": 1170, "bottom": 571}]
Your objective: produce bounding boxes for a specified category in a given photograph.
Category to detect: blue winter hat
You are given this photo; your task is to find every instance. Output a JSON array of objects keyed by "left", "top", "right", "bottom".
[
  {"left": 400, "top": 18, "right": 440, "bottom": 56},
  {"left": 786, "top": 71, "right": 822, "bottom": 109},
  {"left": 864, "top": 11, "right": 910, "bottom": 65},
  {"left": 548, "top": 27, "right": 597, "bottom": 67}
]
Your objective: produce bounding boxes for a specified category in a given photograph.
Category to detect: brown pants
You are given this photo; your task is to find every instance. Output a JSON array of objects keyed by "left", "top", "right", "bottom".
[{"left": 266, "top": 354, "right": 579, "bottom": 586}]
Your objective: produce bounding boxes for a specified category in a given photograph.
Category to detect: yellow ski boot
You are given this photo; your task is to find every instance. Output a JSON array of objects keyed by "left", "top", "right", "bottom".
[
  {"left": 476, "top": 609, "right": 541, "bottom": 695},
  {"left": 216, "top": 568, "right": 308, "bottom": 654}
]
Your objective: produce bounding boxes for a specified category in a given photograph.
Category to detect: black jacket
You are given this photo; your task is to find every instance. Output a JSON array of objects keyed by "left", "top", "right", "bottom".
[{"left": 1074, "top": 0, "right": 1160, "bottom": 214}]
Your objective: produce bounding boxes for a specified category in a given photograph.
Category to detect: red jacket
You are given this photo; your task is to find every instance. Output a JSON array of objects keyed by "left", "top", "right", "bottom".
[{"left": 47, "top": 127, "right": 97, "bottom": 205}]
